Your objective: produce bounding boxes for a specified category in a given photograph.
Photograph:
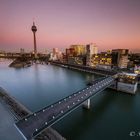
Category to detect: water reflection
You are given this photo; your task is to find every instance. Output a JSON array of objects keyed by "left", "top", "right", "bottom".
[{"left": 0, "top": 60, "right": 140, "bottom": 140}]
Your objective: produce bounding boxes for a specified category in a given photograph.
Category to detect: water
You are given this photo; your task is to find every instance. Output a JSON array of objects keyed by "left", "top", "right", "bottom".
[{"left": 0, "top": 59, "right": 140, "bottom": 140}]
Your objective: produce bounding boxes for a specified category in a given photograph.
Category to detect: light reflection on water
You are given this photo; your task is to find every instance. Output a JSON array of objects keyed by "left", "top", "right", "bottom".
[{"left": 0, "top": 60, "right": 140, "bottom": 140}]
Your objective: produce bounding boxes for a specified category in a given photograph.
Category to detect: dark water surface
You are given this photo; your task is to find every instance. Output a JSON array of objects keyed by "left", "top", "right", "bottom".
[{"left": 0, "top": 59, "right": 140, "bottom": 140}]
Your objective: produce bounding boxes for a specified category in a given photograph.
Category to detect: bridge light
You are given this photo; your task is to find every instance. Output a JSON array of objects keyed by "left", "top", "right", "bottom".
[
  {"left": 34, "top": 113, "right": 36, "bottom": 116},
  {"left": 51, "top": 105, "right": 53, "bottom": 107},
  {"left": 35, "top": 129, "right": 38, "bottom": 132},
  {"left": 61, "top": 110, "right": 63, "bottom": 113},
  {"left": 64, "top": 98, "right": 66, "bottom": 101},
  {"left": 43, "top": 110, "right": 45, "bottom": 112},
  {"left": 25, "top": 118, "right": 27, "bottom": 121},
  {"left": 78, "top": 99, "right": 80, "bottom": 102},
  {"left": 73, "top": 102, "right": 75, "bottom": 105},
  {"left": 59, "top": 101, "right": 61, "bottom": 104},
  {"left": 67, "top": 106, "right": 70, "bottom": 108},
  {"left": 45, "top": 122, "right": 47, "bottom": 125},
  {"left": 69, "top": 96, "right": 71, "bottom": 98},
  {"left": 53, "top": 116, "right": 55, "bottom": 119},
  {"left": 74, "top": 94, "right": 76, "bottom": 96}
]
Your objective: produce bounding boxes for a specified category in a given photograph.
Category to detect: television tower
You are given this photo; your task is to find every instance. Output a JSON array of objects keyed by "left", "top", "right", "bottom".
[{"left": 31, "top": 22, "right": 37, "bottom": 58}]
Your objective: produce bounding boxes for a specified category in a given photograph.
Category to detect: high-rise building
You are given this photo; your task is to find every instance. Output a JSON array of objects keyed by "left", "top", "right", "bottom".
[
  {"left": 50, "top": 48, "right": 63, "bottom": 61},
  {"left": 31, "top": 22, "right": 37, "bottom": 58},
  {"left": 53, "top": 48, "right": 59, "bottom": 56},
  {"left": 92, "top": 43, "right": 98, "bottom": 55},
  {"left": 112, "top": 49, "right": 129, "bottom": 68},
  {"left": 86, "top": 43, "right": 98, "bottom": 66},
  {"left": 86, "top": 43, "right": 98, "bottom": 55},
  {"left": 66, "top": 48, "right": 75, "bottom": 57},
  {"left": 70, "top": 45, "right": 86, "bottom": 56}
]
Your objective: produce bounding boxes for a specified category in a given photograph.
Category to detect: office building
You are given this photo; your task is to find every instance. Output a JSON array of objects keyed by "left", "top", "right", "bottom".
[
  {"left": 112, "top": 49, "right": 129, "bottom": 69},
  {"left": 86, "top": 43, "right": 98, "bottom": 66}
]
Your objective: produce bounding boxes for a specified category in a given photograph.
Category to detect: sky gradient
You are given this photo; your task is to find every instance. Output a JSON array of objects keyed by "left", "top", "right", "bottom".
[{"left": 0, "top": 0, "right": 140, "bottom": 53}]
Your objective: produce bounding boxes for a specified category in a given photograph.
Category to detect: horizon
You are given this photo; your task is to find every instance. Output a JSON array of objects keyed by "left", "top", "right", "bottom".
[{"left": 0, "top": 0, "right": 140, "bottom": 53}]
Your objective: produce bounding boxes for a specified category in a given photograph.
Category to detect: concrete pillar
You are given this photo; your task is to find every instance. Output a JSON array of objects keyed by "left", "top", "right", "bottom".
[{"left": 83, "top": 99, "right": 90, "bottom": 109}]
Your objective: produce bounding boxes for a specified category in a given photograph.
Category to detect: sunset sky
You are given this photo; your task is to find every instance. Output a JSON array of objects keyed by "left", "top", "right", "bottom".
[{"left": 0, "top": 0, "right": 140, "bottom": 53}]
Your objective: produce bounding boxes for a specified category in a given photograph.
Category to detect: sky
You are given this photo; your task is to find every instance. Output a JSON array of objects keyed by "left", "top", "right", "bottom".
[{"left": 0, "top": 0, "right": 140, "bottom": 53}]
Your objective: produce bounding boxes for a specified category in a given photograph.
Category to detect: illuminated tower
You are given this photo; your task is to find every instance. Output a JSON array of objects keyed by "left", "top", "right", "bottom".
[{"left": 31, "top": 22, "right": 37, "bottom": 58}]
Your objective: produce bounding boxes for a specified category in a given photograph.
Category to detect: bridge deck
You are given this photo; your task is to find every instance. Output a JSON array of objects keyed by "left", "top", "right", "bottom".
[{"left": 15, "top": 76, "right": 115, "bottom": 140}]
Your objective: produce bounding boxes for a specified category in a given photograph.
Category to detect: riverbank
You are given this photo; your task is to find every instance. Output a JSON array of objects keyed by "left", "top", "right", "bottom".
[{"left": 0, "top": 87, "right": 66, "bottom": 140}]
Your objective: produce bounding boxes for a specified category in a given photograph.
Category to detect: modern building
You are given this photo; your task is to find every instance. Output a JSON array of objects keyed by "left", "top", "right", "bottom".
[
  {"left": 66, "top": 48, "right": 75, "bottom": 57},
  {"left": 112, "top": 49, "right": 129, "bottom": 69},
  {"left": 91, "top": 52, "right": 112, "bottom": 68},
  {"left": 53, "top": 48, "right": 59, "bottom": 56},
  {"left": 134, "top": 65, "right": 140, "bottom": 74},
  {"left": 70, "top": 45, "right": 86, "bottom": 56},
  {"left": 50, "top": 48, "right": 63, "bottom": 61},
  {"left": 86, "top": 43, "right": 98, "bottom": 66},
  {"left": 117, "top": 73, "right": 138, "bottom": 94}
]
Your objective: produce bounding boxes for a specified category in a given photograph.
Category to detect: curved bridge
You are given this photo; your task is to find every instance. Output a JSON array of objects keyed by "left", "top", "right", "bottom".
[{"left": 15, "top": 76, "right": 116, "bottom": 140}]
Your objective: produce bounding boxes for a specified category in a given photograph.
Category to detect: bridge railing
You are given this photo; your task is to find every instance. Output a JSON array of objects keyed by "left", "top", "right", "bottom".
[
  {"left": 33, "top": 76, "right": 115, "bottom": 136},
  {"left": 16, "top": 76, "right": 114, "bottom": 123},
  {"left": 32, "top": 77, "right": 115, "bottom": 138}
]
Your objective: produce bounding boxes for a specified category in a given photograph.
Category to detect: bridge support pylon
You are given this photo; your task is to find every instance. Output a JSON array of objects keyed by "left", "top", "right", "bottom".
[{"left": 83, "top": 99, "right": 90, "bottom": 109}]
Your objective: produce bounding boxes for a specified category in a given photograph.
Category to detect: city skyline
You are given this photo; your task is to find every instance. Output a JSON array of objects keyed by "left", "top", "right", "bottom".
[{"left": 0, "top": 0, "right": 140, "bottom": 52}]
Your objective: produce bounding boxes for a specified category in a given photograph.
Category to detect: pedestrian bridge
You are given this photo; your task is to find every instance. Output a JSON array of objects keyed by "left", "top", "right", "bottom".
[{"left": 15, "top": 76, "right": 116, "bottom": 140}]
